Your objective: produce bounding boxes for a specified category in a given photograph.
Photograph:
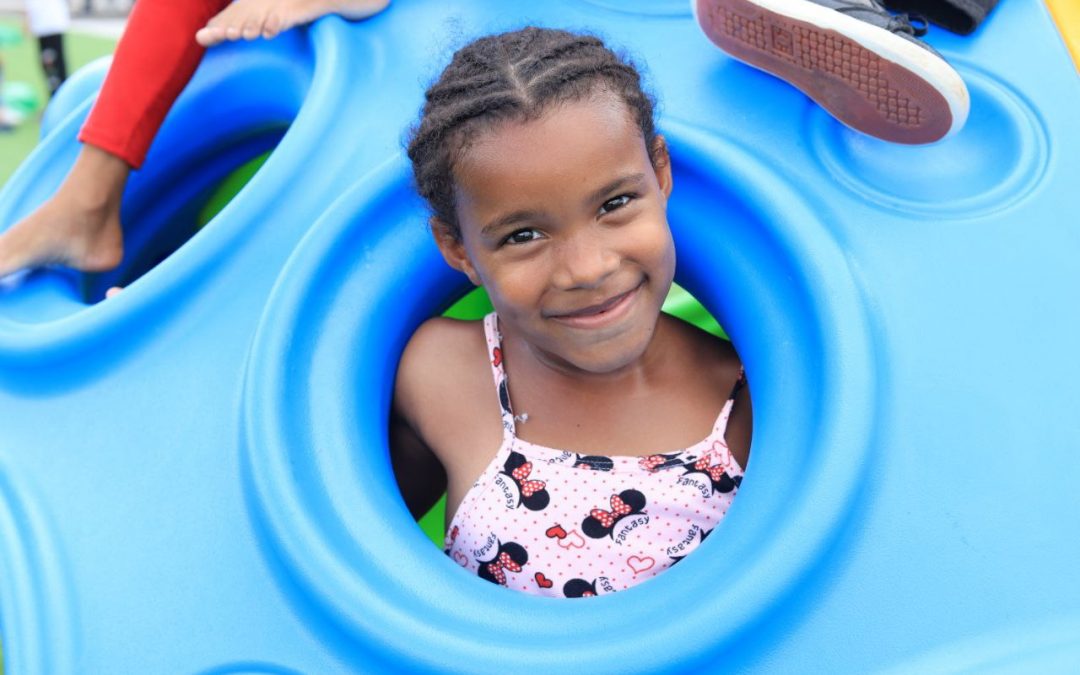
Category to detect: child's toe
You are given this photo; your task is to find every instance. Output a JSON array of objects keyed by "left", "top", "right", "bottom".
[
  {"left": 242, "top": 18, "right": 263, "bottom": 40},
  {"left": 195, "top": 26, "right": 220, "bottom": 47},
  {"left": 263, "top": 13, "right": 282, "bottom": 35}
]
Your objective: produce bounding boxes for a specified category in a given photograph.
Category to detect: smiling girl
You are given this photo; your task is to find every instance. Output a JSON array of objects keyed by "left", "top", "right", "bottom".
[{"left": 394, "top": 26, "right": 751, "bottom": 597}]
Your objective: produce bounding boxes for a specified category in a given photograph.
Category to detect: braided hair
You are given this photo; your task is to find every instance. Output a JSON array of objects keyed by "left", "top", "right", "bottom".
[{"left": 406, "top": 26, "right": 660, "bottom": 239}]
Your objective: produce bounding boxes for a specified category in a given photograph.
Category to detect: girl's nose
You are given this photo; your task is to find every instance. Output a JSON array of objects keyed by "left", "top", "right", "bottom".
[{"left": 551, "top": 232, "right": 620, "bottom": 290}]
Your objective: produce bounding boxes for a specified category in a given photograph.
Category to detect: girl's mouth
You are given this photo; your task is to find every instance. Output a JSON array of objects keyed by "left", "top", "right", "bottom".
[{"left": 548, "top": 283, "right": 642, "bottom": 328}]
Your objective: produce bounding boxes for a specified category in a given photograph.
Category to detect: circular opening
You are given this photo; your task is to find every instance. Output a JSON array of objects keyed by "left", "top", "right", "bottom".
[
  {"left": 241, "top": 122, "right": 878, "bottom": 670},
  {"left": 85, "top": 138, "right": 283, "bottom": 301},
  {"left": 0, "top": 38, "right": 310, "bottom": 313},
  {"left": 809, "top": 63, "right": 1049, "bottom": 218},
  {"left": 0, "top": 32, "right": 328, "bottom": 375}
]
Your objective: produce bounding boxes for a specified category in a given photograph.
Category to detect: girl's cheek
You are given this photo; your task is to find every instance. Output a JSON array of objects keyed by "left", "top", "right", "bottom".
[
  {"left": 489, "top": 262, "right": 546, "bottom": 306},
  {"left": 640, "top": 219, "right": 675, "bottom": 263}
]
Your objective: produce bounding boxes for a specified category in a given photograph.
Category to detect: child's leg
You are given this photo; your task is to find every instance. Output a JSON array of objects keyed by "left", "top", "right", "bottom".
[
  {"left": 195, "top": 0, "right": 389, "bottom": 47},
  {"left": 0, "top": 145, "right": 127, "bottom": 275},
  {"left": 25, "top": 0, "right": 71, "bottom": 96},
  {"left": 0, "top": 0, "right": 229, "bottom": 278},
  {"left": 80, "top": 0, "right": 230, "bottom": 169},
  {"left": 37, "top": 34, "right": 68, "bottom": 97}
]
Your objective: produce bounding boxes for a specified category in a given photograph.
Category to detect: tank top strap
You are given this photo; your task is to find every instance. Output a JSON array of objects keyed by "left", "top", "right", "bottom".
[
  {"left": 727, "top": 366, "right": 746, "bottom": 401},
  {"left": 709, "top": 367, "right": 746, "bottom": 445},
  {"left": 482, "top": 313, "right": 518, "bottom": 440}
]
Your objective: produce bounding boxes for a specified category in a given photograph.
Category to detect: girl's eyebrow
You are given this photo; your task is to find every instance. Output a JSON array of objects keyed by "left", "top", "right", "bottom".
[
  {"left": 584, "top": 173, "right": 647, "bottom": 207},
  {"left": 480, "top": 172, "right": 648, "bottom": 236},
  {"left": 482, "top": 209, "right": 545, "bottom": 237}
]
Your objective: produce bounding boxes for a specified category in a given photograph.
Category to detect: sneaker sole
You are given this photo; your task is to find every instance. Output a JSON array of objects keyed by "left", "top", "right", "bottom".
[{"left": 693, "top": 0, "right": 969, "bottom": 144}]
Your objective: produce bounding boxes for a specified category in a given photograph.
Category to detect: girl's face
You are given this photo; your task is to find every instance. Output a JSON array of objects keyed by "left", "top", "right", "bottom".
[{"left": 435, "top": 92, "right": 675, "bottom": 375}]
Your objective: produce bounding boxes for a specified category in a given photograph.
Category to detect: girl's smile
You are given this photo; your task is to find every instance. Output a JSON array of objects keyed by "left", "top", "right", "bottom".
[
  {"left": 434, "top": 91, "right": 676, "bottom": 376},
  {"left": 545, "top": 280, "right": 643, "bottom": 329}
]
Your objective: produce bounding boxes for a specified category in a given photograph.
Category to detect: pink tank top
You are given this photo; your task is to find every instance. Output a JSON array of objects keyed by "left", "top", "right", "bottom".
[{"left": 444, "top": 313, "right": 744, "bottom": 597}]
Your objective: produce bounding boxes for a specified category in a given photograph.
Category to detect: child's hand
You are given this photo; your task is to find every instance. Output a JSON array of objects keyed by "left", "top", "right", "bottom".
[{"left": 105, "top": 286, "right": 123, "bottom": 299}]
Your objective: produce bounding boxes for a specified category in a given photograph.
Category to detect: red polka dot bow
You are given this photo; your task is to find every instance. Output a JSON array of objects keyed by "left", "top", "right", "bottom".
[
  {"left": 694, "top": 456, "right": 727, "bottom": 483},
  {"left": 511, "top": 461, "right": 546, "bottom": 497},
  {"left": 591, "top": 495, "right": 632, "bottom": 528},
  {"left": 639, "top": 455, "right": 666, "bottom": 472},
  {"left": 487, "top": 551, "right": 522, "bottom": 585}
]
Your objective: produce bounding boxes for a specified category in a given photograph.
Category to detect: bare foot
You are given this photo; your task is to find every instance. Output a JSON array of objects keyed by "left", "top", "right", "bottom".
[
  {"left": 195, "top": 0, "right": 390, "bottom": 47},
  {"left": 0, "top": 145, "right": 128, "bottom": 279}
]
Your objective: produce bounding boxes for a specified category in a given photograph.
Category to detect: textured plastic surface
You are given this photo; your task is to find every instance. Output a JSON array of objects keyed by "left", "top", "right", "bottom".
[{"left": 0, "top": 1, "right": 1078, "bottom": 672}]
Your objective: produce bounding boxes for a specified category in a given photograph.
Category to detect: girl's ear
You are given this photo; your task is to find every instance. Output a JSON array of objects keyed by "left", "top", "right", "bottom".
[
  {"left": 431, "top": 217, "right": 482, "bottom": 286},
  {"left": 651, "top": 135, "right": 674, "bottom": 201}
]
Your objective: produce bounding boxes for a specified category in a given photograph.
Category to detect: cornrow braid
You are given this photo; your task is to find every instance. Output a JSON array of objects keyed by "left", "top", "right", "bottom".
[{"left": 406, "top": 26, "right": 659, "bottom": 238}]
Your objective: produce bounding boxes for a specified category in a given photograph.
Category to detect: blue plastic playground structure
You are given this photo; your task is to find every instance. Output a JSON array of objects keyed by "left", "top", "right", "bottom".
[{"left": 1, "top": 0, "right": 1078, "bottom": 672}]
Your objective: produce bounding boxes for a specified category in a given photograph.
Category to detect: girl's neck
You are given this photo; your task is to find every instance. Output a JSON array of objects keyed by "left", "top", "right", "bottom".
[
  {"left": 493, "top": 313, "right": 732, "bottom": 457},
  {"left": 501, "top": 315, "right": 676, "bottom": 396}
]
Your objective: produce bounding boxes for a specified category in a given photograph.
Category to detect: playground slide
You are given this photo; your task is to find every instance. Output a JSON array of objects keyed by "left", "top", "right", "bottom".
[{"left": 1, "top": 0, "right": 1079, "bottom": 672}]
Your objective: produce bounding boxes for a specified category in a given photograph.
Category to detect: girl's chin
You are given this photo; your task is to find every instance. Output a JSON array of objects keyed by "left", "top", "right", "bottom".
[{"left": 553, "top": 331, "right": 655, "bottom": 375}]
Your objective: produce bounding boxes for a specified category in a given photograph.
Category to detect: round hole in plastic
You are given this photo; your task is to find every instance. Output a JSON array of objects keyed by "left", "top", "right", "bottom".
[
  {"left": 241, "top": 121, "right": 879, "bottom": 671},
  {"left": 809, "top": 64, "right": 1049, "bottom": 218},
  {"left": 0, "top": 34, "right": 314, "bottom": 372}
]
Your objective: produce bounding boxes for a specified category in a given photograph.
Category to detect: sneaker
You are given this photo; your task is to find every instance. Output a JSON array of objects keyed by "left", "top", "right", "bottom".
[{"left": 693, "top": 0, "right": 970, "bottom": 144}]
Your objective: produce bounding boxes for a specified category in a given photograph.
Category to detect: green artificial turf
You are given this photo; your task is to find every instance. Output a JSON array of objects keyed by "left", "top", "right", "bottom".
[{"left": 0, "top": 18, "right": 117, "bottom": 186}]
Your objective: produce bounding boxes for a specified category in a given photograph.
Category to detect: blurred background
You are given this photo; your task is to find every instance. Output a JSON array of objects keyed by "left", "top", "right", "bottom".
[{"left": 0, "top": 0, "right": 124, "bottom": 185}]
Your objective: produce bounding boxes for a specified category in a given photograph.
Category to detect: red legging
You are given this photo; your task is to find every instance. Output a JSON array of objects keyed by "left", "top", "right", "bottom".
[{"left": 79, "top": 0, "right": 230, "bottom": 169}]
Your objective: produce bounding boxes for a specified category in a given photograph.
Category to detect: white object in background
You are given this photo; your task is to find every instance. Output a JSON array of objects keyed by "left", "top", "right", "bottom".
[{"left": 24, "top": 0, "right": 71, "bottom": 37}]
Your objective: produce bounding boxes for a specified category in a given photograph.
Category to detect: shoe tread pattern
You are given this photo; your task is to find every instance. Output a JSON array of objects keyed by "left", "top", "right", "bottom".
[{"left": 701, "top": 0, "right": 951, "bottom": 143}]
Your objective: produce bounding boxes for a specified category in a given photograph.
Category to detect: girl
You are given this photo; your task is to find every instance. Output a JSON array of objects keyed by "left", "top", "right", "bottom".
[{"left": 395, "top": 27, "right": 752, "bottom": 598}]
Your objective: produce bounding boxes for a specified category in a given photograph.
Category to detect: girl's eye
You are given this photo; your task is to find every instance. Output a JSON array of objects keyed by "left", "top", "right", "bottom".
[
  {"left": 599, "top": 194, "right": 634, "bottom": 215},
  {"left": 503, "top": 228, "right": 542, "bottom": 245}
]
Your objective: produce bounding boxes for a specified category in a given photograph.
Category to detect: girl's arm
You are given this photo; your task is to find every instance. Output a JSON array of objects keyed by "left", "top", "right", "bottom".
[
  {"left": 391, "top": 317, "right": 488, "bottom": 522},
  {"left": 389, "top": 401, "right": 447, "bottom": 520}
]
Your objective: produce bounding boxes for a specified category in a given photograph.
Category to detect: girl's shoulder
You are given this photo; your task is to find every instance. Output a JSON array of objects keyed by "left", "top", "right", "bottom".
[
  {"left": 660, "top": 315, "right": 751, "bottom": 464},
  {"left": 660, "top": 313, "right": 742, "bottom": 379},
  {"left": 402, "top": 316, "right": 486, "bottom": 356},
  {"left": 394, "top": 317, "right": 499, "bottom": 442},
  {"left": 396, "top": 317, "right": 487, "bottom": 397},
  {"left": 393, "top": 317, "right": 507, "bottom": 513}
]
